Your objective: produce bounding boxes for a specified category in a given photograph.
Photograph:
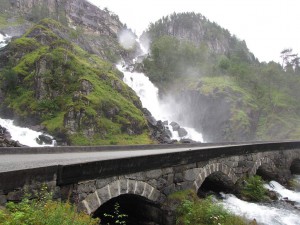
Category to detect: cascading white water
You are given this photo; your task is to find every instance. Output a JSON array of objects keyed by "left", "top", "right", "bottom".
[
  {"left": 0, "top": 118, "right": 55, "bottom": 147},
  {"left": 221, "top": 193, "right": 300, "bottom": 225},
  {"left": 265, "top": 177, "right": 300, "bottom": 208},
  {"left": 221, "top": 176, "right": 300, "bottom": 225},
  {"left": 120, "top": 64, "right": 203, "bottom": 142},
  {"left": 0, "top": 33, "right": 10, "bottom": 48},
  {"left": 119, "top": 39, "right": 203, "bottom": 142}
]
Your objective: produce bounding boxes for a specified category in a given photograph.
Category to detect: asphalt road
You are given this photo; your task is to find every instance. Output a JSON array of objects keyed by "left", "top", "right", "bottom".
[{"left": 0, "top": 145, "right": 223, "bottom": 173}]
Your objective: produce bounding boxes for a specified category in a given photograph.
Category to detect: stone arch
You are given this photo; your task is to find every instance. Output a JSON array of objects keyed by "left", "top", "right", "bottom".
[
  {"left": 286, "top": 151, "right": 300, "bottom": 171},
  {"left": 78, "top": 179, "right": 163, "bottom": 215},
  {"left": 248, "top": 157, "right": 276, "bottom": 176},
  {"left": 290, "top": 158, "right": 300, "bottom": 174},
  {"left": 193, "top": 163, "right": 238, "bottom": 191}
]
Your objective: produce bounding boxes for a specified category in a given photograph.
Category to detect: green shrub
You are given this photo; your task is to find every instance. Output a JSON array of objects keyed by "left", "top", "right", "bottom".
[
  {"left": 240, "top": 175, "right": 268, "bottom": 202},
  {"left": 0, "top": 195, "right": 99, "bottom": 225},
  {"left": 176, "top": 196, "right": 247, "bottom": 225}
]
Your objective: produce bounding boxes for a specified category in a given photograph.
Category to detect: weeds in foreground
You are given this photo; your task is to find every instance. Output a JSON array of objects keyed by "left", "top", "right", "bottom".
[{"left": 0, "top": 186, "right": 99, "bottom": 225}]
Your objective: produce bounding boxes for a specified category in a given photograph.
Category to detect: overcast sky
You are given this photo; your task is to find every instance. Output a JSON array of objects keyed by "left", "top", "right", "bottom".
[{"left": 89, "top": 0, "right": 300, "bottom": 63}]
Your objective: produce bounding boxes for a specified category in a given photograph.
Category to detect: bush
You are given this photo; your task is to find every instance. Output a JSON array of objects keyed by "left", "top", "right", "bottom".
[
  {"left": 240, "top": 175, "right": 268, "bottom": 202},
  {"left": 0, "top": 194, "right": 99, "bottom": 225},
  {"left": 176, "top": 196, "right": 247, "bottom": 225}
]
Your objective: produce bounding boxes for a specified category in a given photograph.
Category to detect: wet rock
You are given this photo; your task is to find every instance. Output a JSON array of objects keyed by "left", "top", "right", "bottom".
[
  {"left": 38, "top": 134, "right": 53, "bottom": 144},
  {"left": 142, "top": 108, "right": 157, "bottom": 127},
  {"left": 0, "top": 125, "right": 22, "bottom": 147},
  {"left": 162, "top": 120, "right": 168, "bottom": 126},
  {"left": 178, "top": 127, "right": 188, "bottom": 137},
  {"left": 170, "top": 121, "right": 180, "bottom": 131},
  {"left": 165, "top": 127, "right": 172, "bottom": 138}
]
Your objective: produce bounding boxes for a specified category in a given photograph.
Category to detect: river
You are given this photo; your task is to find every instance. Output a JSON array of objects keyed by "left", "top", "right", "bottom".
[{"left": 221, "top": 176, "right": 300, "bottom": 225}]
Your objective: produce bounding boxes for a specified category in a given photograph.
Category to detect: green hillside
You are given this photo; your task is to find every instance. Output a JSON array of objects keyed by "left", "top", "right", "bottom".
[
  {"left": 0, "top": 18, "right": 151, "bottom": 145},
  {"left": 141, "top": 12, "right": 300, "bottom": 141}
]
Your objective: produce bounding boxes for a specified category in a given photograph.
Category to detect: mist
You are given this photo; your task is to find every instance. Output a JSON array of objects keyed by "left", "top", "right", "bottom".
[{"left": 118, "top": 29, "right": 136, "bottom": 50}]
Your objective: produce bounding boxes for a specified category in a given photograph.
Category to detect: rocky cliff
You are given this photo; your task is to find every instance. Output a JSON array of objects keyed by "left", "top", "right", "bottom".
[
  {"left": 141, "top": 12, "right": 254, "bottom": 59},
  {"left": 0, "top": 0, "right": 139, "bottom": 62}
]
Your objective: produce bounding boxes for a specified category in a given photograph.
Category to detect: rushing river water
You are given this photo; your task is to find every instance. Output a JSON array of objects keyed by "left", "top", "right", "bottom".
[{"left": 221, "top": 176, "right": 300, "bottom": 225}]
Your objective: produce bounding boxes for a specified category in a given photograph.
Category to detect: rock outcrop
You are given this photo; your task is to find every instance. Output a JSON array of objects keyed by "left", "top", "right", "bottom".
[
  {"left": 142, "top": 108, "right": 175, "bottom": 144},
  {"left": 0, "top": 0, "right": 140, "bottom": 62},
  {"left": 141, "top": 12, "right": 253, "bottom": 60}
]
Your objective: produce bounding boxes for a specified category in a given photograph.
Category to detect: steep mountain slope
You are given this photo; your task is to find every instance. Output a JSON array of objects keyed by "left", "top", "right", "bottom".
[
  {"left": 141, "top": 12, "right": 300, "bottom": 142},
  {"left": 0, "top": 0, "right": 139, "bottom": 62},
  {"left": 0, "top": 19, "right": 151, "bottom": 145}
]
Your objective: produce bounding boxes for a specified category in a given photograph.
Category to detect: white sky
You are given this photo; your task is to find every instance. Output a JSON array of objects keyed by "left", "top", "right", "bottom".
[{"left": 89, "top": 0, "right": 300, "bottom": 63}]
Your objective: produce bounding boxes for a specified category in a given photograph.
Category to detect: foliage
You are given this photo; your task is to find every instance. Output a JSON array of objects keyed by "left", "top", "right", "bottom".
[
  {"left": 176, "top": 196, "right": 247, "bottom": 225},
  {"left": 240, "top": 176, "right": 268, "bottom": 202},
  {"left": 0, "top": 188, "right": 99, "bottom": 225}
]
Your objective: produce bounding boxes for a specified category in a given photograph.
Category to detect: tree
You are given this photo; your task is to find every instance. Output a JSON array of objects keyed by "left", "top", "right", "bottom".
[{"left": 280, "top": 48, "right": 299, "bottom": 73}]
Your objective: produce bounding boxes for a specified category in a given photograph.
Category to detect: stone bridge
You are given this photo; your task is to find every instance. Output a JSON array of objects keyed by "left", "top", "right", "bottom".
[{"left": 0, "top": 142, "right": 300, "bottom": 224}]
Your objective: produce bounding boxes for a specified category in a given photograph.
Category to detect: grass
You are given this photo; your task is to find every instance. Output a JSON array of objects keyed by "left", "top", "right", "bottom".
[
  {"left": 0, "top": 196, "right": 99, "bottom": 225},
  {"left": 69, "top": 131, "right": 153, "bottom": 146},
  {"left": 171, "top": 190, "right": 248, "bottom": 225}
]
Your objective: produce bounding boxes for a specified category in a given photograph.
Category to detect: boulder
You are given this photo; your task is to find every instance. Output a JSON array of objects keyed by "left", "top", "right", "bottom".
[
  {"left": 170, "top": 121, "right": 180, "bottom": 131},
  {"left": 38, "top": 134, "right": 53, "bottom": 145},
  {"left": 162, "top": 120, "right": 168, "bottom": 126},
  {"left": 165, "top": 127, "right": 172, "bottom": 138},
  {"left": 178, "top": 127, "right": 188, "bottom": 137}
]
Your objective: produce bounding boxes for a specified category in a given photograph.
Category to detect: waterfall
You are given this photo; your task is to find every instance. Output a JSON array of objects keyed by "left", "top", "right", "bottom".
[
  {"left": 0, "top": 33, "right": 10, "bottom": 48},
  {"left": 119, "top": 40, "right": 203, "bottom": 142}
]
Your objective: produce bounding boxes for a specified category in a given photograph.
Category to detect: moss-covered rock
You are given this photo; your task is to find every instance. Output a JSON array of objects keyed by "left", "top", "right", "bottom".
[{"left": 0, "top": 19, "right": 152, "bottom": 145}]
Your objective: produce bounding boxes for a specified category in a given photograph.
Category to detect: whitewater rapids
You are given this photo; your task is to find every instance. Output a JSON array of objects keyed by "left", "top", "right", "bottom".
[{"left": 221, "top": 177, "right": 300, "bottom": 225}]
